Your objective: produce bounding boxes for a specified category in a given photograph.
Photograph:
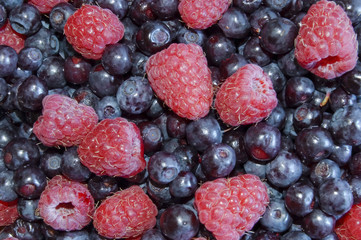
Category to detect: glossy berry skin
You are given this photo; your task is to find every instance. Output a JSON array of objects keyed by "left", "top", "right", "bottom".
[
  {"left": 17, "top": 47, "right": 43, "bottom": 71},
  {"left": 243, "top": 37, "right": 272, "bottom": 67},
  {"left": 97, "top": 0, "right": 128, "bottom": 19},
  {"left": 295, "top": 126, "right": 334, "bottom": 164},
  {"left": 310, "top": 159, "right": 341, "bottom": 186},
  {"left": 136, "top": 20, "right": 172, "bottom": 56},
  {"left": 38, "top": 175, "right": 94, "bottom": 231},
  {"left": 218, "top": 8, "right": 250, "bottom": 39},
  {"left": 64, "top": 56, "right": 91, "bottom": 85},
  {"left": 39, "top": 149, "right": 63, "bottom": 178},
  {"left": 284, "top": 76, "right": 315, "bottom": 108},
  {"left": 318, "top": 178, "right": 353, "bottom": 217},
  {"left": 204, "top": 33, "right": 236, "bottom": 66},
  {"left": 178, "top": 0, "right": 231, "bottom": 29},
  {"left": 302, "top": 209, "right": 335, "bottom": 239},
  {"left": 201, "top": 143, "right": 236, "bottom": 179},
  {"left": 116, "top": 76, "right": 154, "bottom": 115},
  {"left": 61, "top": 147, "right": 91, "bottom": 182},
  {"left": 0, "top": 45, "right": 18, "bottom": 78},
  {"left": 141, "top": 229, "right": 166, "bottom": 240},
  {"left": 14, "top": 165, "right": 47, "bottom": 199},
  {"left": 176, "top": 27, "right": 206, "bottom": 46},
  {"left": 138, "top": 121, "right": 163, "bottom": 154},
  {"left": 93, "top": 185, "right": 158, "bottom": 239},
  {"left": 96, "top": 96, "right": 122, "bottom": 121},
  {"left": 194, "top": 174, "right": 269, "bottom": 240},
  {"left": 169, "top": 171, "right": 198, "bottom": 198},
  {"left": 335, "top": 202, "right": 361, "bottom": 240},
  {"left": 17, "top": 198, "right": 41, "bottom": 222},
  {"left": 0, "top": 170, "right": 18, "bottom": 202},
  {"left": 186, "top": 116, "right": 222, "bottom": 152},
  {"left": 294, "top": 0, "right": 358, "bottom": 79},
  {"left": 101, "top": 43, "right": 132, "bottom": 76},
  {"left": 3, "top": 137, "right": 40, "bottom": 170},
  {"left": 249, "top": 6, "right": 279, "bottom": 35},
  {"left": 37, "top": 56, "right": 66, "bottom": 89},
  {"left": 340, "top": 61, "right": 361, "bottom": 95},
  {"left": 266, "top": 150, "right": 302, "bottom": 188},
  {"left": 33, "top": 94, "right": 98, "bottom": 147},
  {"left": 148, "top": 151, "right": 180, "bottom": 185},
  {"left": 88, "top": 64, "right": 122, "bottom": 98},
  {"left": 17, "top": 75, "right": 48, "bottom": 112},
  {"left": 259, "top": 17, "right": 298, "bottom": 55},
  {"left": 215, "top": 64, "right": 278, "bottom": 126},
  {"left": 0, "top": 199, "right": 19, "bottom": 227},
  {"left": 260, "top": 198, "right": 292, "bottom": 232},
  {"left": 330, "top": 105, "right": 361, "bottom": 146},
  {"left": 24, "top": 27, "right": 59, "bottom": 58},
  {"left": 49, "top": 2, "right": 76, "bottom": 33},
  {"left": 64, "top": 5, "right": 124, "bottom": 59},
  {"left": 87, "top": 175, "right": 118, "bottom": 202},
  {"left": 78, "top": 117, "right": 146, "bottom": 178},
  {"left": 284, "top": 180, "right": 315, "bottom": 217},
  {"left": 146, "top": 43, "right": 213, "bottom": 120},
  {"left": 9, "top": 3, "right": 42, "bottom": 36},
  {"left": 160, "top": 204, "right": 199, "bottom": 240}
]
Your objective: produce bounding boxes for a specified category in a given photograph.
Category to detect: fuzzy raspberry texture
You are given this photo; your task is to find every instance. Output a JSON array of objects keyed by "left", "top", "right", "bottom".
[
  {"left": 0, "top": 21, "right": 25, "bottom": 53},
  {"left": 178, "top": 0, "right": 231, "bottom": 29},
  {"left": 294, "top": 0, "right": 358, "bottom": 79},
  {"left": 64, "top": 5, "right": 124, "bottom": 60},
  {"left": 146, "top": 43, "right": 213, "bottom": 120},
  {"left": 335, "top": 202, "right": 361, "bottom": 240},
  {"left": 194, "top": 174, "right": 269, "bottom": 240},
  {"left": 33, "top": 94, "right": 98, "bottom": 147},
  {"left": 0, "top": 199, "right": 19, "bottom": 226},
  {"left": 93, "top": 185, "right": 158, "bottom": 239},
  {"left": 215, "top": 64, "right": 277, "bottom": 126},
  {"left": 38, "top": 175, "right": 95, "bottom": 231},
  {"left": 28, "top": 0, "right": 69, "bottom": 13},
  {"left": 78, "top": 117, "right": 146, "bottom": 178}
]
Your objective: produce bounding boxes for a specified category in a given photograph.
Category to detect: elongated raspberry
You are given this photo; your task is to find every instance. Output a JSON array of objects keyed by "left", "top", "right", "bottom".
[
  {"left": 64, "top": 5, "right": 124, "bottom": 60},
  {"left": 0, "top": 21, "right": 25, "bottom": 53},
  {"left": 215, "top": 64, "right": 277, "bottom": 126},
  {"left": 335, "top": 202, "right": 361, "bottom": 240},
  {"left": 78, "top": 117, "right": 146, "bottom": 178},
  {"left": 33, "top": 94, "right": 98, "bottom": 147},
  {"left": 194, "top": 174, "right": 269, "bottom": 240},
  {"left": 178, "top": 0, "right": 231, "bottom": 29},
  {"left": 146, "top": 43, "right": 213, "bottom": 120},
  {"left": 28, "top": 0, "right": 69, "bottom": 13},
  {"left": 294, "top": 0, "right": 358, "bottom": 79},
  {"left": 0, "top": 199, "right": 19, "bottom": 226},
  {"left": 38, "top": 175, "right": 95, "bottom": 231},
  {"left": 93, "top": 185, "right": 158, "bottom": 239}
]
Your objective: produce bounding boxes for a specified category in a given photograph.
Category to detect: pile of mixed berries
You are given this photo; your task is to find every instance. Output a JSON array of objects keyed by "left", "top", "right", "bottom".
[{"left": 0, "top": 0, "right": 361, "bottom": 239}]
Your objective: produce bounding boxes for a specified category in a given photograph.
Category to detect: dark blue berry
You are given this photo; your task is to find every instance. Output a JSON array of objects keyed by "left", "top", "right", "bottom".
[
  {"left": 61, "top": 146, "right": 91, "bottom": 182},
  {"left": 37, "top": 56, "right": 66, "bottom": 89},
  {"left": 277, "top": 48, "right": 308, "bottom": 77},
  {"left": 0, "top": 4, "right": 6, "bottom": 28},
  {"left": 150, "top": 0, "right": 179, "bottom": 20},
  {"left": 96, "top": 96, "right": 122, "bottom": 121},
  {"left": 9, "top": 3, "right": 41, "bottom": 36},
  {"left": 49, "top": 2, "right": 76, "bottom": 33},
  {"left": 219, "top": 53, "right": 248, "bottom": 79},
  {"left": 285, "top": 180, "right": 315, "bottom": 217},
  {"left": 0, "top": 45, "right": 18, "bottom": 78},
  {"left": 148, "top": 151, "right": 180, "bottom": 185},
  {"left": 281, "top": 231, "right": 311, "bottom": 240},
  {"left": 138, "top": 121, "right": 163, "bottom": 154},
  {"left": 204, "top": 32, "right": 236, "bottom": 66},
  {"left": 176, "top": 27, "right": 206, "bottom": 46},
  {"left": 39, "top": 149, "right": 63, "bottom": 178},
  {"left": 329, "top": 86, "right": 357, "bottom": 112},
  {"left": 0, "top": 169, "right": 17, "bottom": 202},
  {"left": 97, "top": 0, "right": 129, "bottom": 19},
  {"left": 293, "top": 103, "right": 322, "bottom": 131},
  {"left": 128, "top": 0, "right": 156, "bottom": 25},
  {"left": 24, "top": 27, "right": 59, "bottom": 58},
  {"left": 64, "top": 56, "right": 91, "bottom": 85},
  {"left": 141, "top": 229, "right": 166, "bottom": 240},
  {"left": 169, "top": 171, "right": 197, "bottom": 198},
  {"left": 244, "top": 36, "right": 272, "bottom": 66},
  {"left": 17, "top": 198, "right": 41, "bottom": 222},
  {"left": 218, "top": 8, "right": 250, "bottom": 39},
  {"left": 302, "top": 209, "right": 335, "bottom": 239},
  {"left": 14, "top": 165, "right": 47, "bottom": 199},
  {"left": 340, "top": 61, "right": 361, "bottom": 95},
  {"left": 310, "top": 159, "right": 341, "bottom": 187},
  {"left": 101, "top": 43, "right": 132, "bottom": 76},
  {"left": 131, "top": 51, "right": 148, "bottom": 76},
  {"left": 234, "top": 0, "right": 262, "bottom": 13},
  {"left": 260, "top": 198, "right": 293, "bottom": 233},
  {"left": 12, "top": 218, "right": 43, "bottom": 240},
  {"left": 17, "top": 75, "right": 48, "bottom": 111},
  {"left": 88, "top": 64, "right": 122, "bottom": 98},
  {"left": 88, "top": 175, "right": 118, "bottom": 201},
  {"left": 17, "top": 47, "right": 43, "bottom": 71}
]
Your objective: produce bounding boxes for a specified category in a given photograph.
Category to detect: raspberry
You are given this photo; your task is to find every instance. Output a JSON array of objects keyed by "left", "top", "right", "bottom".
[
  {"left": 194, "top": 174, "right": 269, "bottom": 240},
  {"left": 78, "top": 117, "right": 146, "bottom": 178},
  {"left": 178, "top": 0, "right": 231, "bottom": 29},
  {"left": 215, "top": 64, "right": 277, "bottom": 126},
  {"left": 146, "top": 43, "right": 213, "bottom": 120},
  {"left": 28, "top": 0, "right": 69, "bottom": 13},
  {"left": 93, "top": 185, "right": 158, "bottom": 239},
  {"left": 0, "top": 21, "right": 25, "bottom": 53},
  {"left": 294, "top": 0, "right": 358, "bottom": 79},
  {"left": 38, "top": 175, "right": 95, "bottom": 231},
  {"left": 33, "top": 94, "right": 98, "bottom": 147},
  {"left": 0, "top": 199, "right": 19, "bottom": 226},
  {"left": 335, "top": 202, "right": 361, "bottom": 240},
  {"left": 64, "top": 5, "right": 124, "bottom": 60}
]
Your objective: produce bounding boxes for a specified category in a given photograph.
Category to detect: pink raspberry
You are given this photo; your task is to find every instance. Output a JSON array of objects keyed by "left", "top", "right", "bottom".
[
  {"left": 215, "top": 64, "right": 278, "bottom": 126},
  {"left": 194, "top": 174, "right": 269, "bottom": 240},
  {"left": 38, "top": 175, "right": 95, "bottom": 231},
  {"left": 64, "top": 5, "right": 124, "bottom": 60},
  {"left": 294, "top": 0, "right": 358, "bottom": 79},
  {"left": 78, "top": 117, "right": 146, "bottom": 178},
  {"left": 0, "top": 21, "right": 25, "bottom": 53},
  {"left": 33, "top": 94, "right": 98, "bottom": 147},
  {"left": 178, "top": 0, "right": 231, "bottom": 29},
  {"left": 0, "top": 199, "right": 19, "bottom": 226},
  {"left": 146, "top": 43, "right": 213, "bottom": 120},
  {"left": 28, "top": 0, "right": 69, "bottom": 13},
  {"left": 93, "top": 185, "right": 158, "bottom": 239}
]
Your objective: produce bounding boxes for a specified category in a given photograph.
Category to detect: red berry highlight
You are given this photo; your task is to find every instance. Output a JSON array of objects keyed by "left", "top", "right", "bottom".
[
  {"left": 28, "top": 0, "right": 69, "bottom": 13},
  {"left": 0, "top": 199, "right": 19, "bottom": 227}
]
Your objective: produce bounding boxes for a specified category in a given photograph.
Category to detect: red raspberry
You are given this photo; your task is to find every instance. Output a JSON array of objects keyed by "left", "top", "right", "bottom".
[
  {"left": 38, "top": 175, "right": 95, "bottom": 231},
  {"left": 194, "top": 174, "right": 269, "bottom": 240},
  {"left": 0, "top": 199, "right": 19, "bottom": 227},
  {"left": 78, "top": 117, "right": 146, "bottom": 178},
  {"left": 294, "top": 0, "right": 358, "bottom": 79},
  {"left": 146, "top": 43, "right": 213, "bottom": 120},
  {"left": 93, "top": 185, "right": 158, "bottom": 239},
  {"left": 215, "top": 64, "right": 277, "bottom": 126},
  {"left": 28, "top": 0, "right": 69, "bottom": 13},
  {"left": 0, "top": 21, "right": 25, "bottom": 53},
  {"left": 64, "top": 5, "right": 124, "bottom": 60},
  {"left": 178, "top": 0, "right": 231, "bottom": 29},
  {"left": 335, "top": 202, "right": 361, "bottom": 240},
  {"left": 33, "top": 94, "right": 98, "bottom": 147}
]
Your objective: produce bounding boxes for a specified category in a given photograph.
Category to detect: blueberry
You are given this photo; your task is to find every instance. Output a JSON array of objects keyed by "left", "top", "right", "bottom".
[
  {"left": 176, "top": 27, "right": 206, "bottom": 46},
  {"left": 131, "top": 51, "right": 149, "bottom": 76},
  {"left": 218, "top": 8, "right": 251, "bottom": 39},
  {"left": 97, "top": 0, "right": 129, "bottom": 19},
  {"left": 148, "top": 151, "right": 180, "bottom": 185},
  {"left": 96, "top": 96, "right": 122, "bottom": 121},
  {"left": 141, "top": 229, "right": 166, "bottom": 240},
  {"left": 243, "top": 36, "right": 272, "bottom": 67},
  {"left": 138, "top": 121, "right": 163, "bottom": 154},
  {"left": 101, "top": 43, "right": 132, "bottom": 76},
  {"left": 14, "top": 165, "right": 47, "bottom": 199},
  {"left": 39, "top": 149, "right": 63, "bottom": 178},
  {"left": 64, "top": 56, "right": 92, "bottom": 85},
  {"left": 9, "top": 3, "right": 41, "bottom": 35},
  {"left": 281, "top": 231, "right": 311, "bottom": 240},
  {"left": 260, "top": 198, "right": 293, "bottom": 233},
  {"left": 37, "top": 56, "right": 66, "bottom": 89},
  {"left": 262, "top": 62, "right": 287, "bottom": 93},
  {"left": 219, "top": 53, "right": 248, "bottom": 79},
  {"left": 49, "top": 2, "right": 76, "bottom": 33},
  {"left": 17, "top": 75, "right": 48, "bottom": 111},
  {"left": 88, "top": 64, "right": 123, "bottom": 98},
  {"left": 0, "top": 45, "right": 18, "bottom": 78},
  {"left": 61, "top": 146, "right": 91, "bottom": 182},
  {"left": 12, "top": 218, "right": 43, "bottom": 240},
  {"left": 88, "top": 175, "right": 118, "bottom": 201},
  {"left": 0, "top": 169, "right": 18, "bottom": 202},
  {"left": 169, "top": 171, "right": 197, "bottom": 198},
  {"left": 310, "top": 159, "right": 341, "bottom": 187},
  {"left": 234, "top": 0, "right": 262, "bottom": 13},
  {"left": 150, "top": 0, "right": 179, "bottom": 20},
  {"left": 17, "top": 47, "right": 43, "bottom": 71},
  {"left": 204, "top": 32, "right": 237, "bottom": 66},
  {"left": 24, "top": 27, "right": 59, "bottom": 58},
  {"left": 17, "top": 198, "right": 41, "bottom": 222},
  {"left": 302, "top": 209, "right": 335, "bottom": 239},
  {"left": 284, "top": 180, "right": 315, "bottom": 217}
]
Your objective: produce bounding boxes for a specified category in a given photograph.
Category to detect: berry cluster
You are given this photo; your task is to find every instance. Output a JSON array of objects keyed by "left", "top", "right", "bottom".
[{"left": 0, "top": 0, "right": 360, "bottom": 239}]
